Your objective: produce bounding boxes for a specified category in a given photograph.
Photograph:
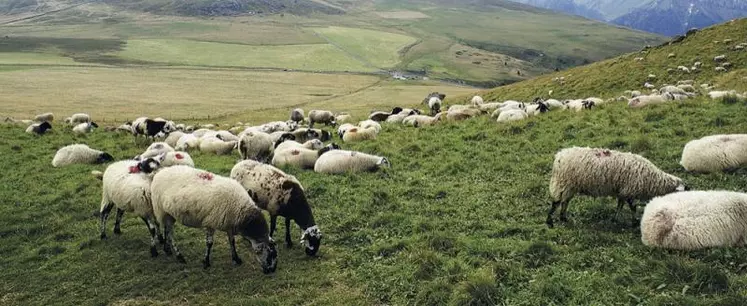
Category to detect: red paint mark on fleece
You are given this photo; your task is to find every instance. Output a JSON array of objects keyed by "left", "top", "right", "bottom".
[
  {"left": 198, "top": 172, "right": 214, "bottom": 181},
  {"left": 291, "top": 150, "right": 301, "bottom": 156},
  {"left": 175, "top": 153, "right": 184, "bottom": 160},
  {"left": 129, "top": 166, "right": 141, "bottom": 173},
  {"left": 595, "top": 150, "right": 612, "bottom": 157}
]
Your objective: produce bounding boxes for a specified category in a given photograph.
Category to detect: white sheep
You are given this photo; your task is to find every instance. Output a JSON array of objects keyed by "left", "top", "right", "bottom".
[
  {"left": 231, "top": 160, "right": 324, "bottom": 255},
  {"left": 342, "top": 126, "right": 377, "bottom": 143},
  {"left": 272, "top": 143, "right": 339, "bottom": 169},
  {"left": 428, "top": 97, "right": 442, "bottom": 115},
  {"left": 69, "top": 113, "right": 91, "bottom": 124},
  {"left": 627, "top": 93, "right": 674, "bottom": 108},
  {"left": 136, "top": 142, "right": 175, "bottom": 160},
  {"left": 72, "top": 122, "right": 99, "bottom": 135},
  {"left": 680, "top": 134, "right": 747, "bottom": 173},
  {"left": 470, "top": 95, "right": 484, "bottom": 106},
  {"left": 402, "top": 113, "right": 443, "bottom": 127},
  {"left": 192, "top": 128, "right": 213, "bottom": 138},
  {"left": 150, "top": 165, "right": 278, "bottom": 272},
  {"left": 164, "top": 131, "right": 185, "bottom": 148},
  {"left": 447, "top": 108, "right": 482, "bottom": 121},
  {"left": 477, "top": 102, "right": 503, "bottom": 112},
  {"left": 714, "top": 54, "right": 727, "bottom": 62},
  {"left": 52, "top": 144, "right": 114, "bottom": 167},
  {"left": 659, "top": 85, "right": 689, "bottom": 96},
  {"left": 314, "top": 150, "right": 390, "bottom": 174},
  {"left": 715, "top": 67, "right": 727, "bottom": 72},
  {"left": 546, "top": 147, "right": 686, "bottom": 228},
  {"left": 647, "top": 74, "right": 656, "bottom": 80},
  {"left": 337, "top": 123, "right": 355, "bottom": 139},
  {"left": 644, "top": 82, "right": 656, "bottom": 89},
  {"left": 274, "top": 139, "right": 324, "bottom": 152},
  {"left": 335, "top": 113, "right": 352, "bottom": 124},
  {"left": 708, "top": 90, "right": 742, "bottom": 99},
  {"left": 175, "top": 133, "right": 200, "bottom": 151},
  {"left": 544, "top": 99, "right": 564, "bottom": 109},
  {"left": 667, "top": 53, "right": 675, "bottom": 58},
  {"left": 25, "top": 122, "right": 52, "bottom": 135},
  {"left": 496, "top": 109, "right": 528, "bottom": 122},
  {"left": 308, "top": 110, "right": 336, "bottom": 128},
  {"left": 199, "top": 136, "right": 237, "bottom": 155},
  {"left": 525, "top": 101, "right": 550, "bottom": 116},
  {"left": 290, "top": 108, "right": 304, "bottom": 123},
  {"left": 238, "top": 131, "right": 273, "bottom": 162},
  {"left": 291, "top": 128, "right": 331, "bottom": 143},
  {"left": 99, "top": 155, "right": 168, "bottom": 257},
  {"left": 641, "top": 191, "right": 747, "bottom": 250},
  {"left": 161, "top": 151, "right": 194, "bottom": 167},
  {"left": 34, "top": 112, "right": 54, "bottom": 122},
  {"left": 563, "top": 99, "right": 593, "bottom": 111},
  {"left": 385, "top": 112, "right": 410, "bottom": 124},
  {"left": 358, "top": 120, "right": 382, "bottom": 133},
  {"left": 634, "top": 57, "right": 644, "bottom": 62}
]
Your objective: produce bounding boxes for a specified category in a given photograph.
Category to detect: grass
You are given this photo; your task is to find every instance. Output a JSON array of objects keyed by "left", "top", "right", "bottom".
[
  {"left": 312, "top": 26, "right": 418, "bottom": 68},
  {"left": 0, "top": 52, "right": 82, "bottom": 65},
  {"left": 115, "top": 39, "right": 376, "bottom": 72},
  {"left": 3, "top": 97, "right": 747, "bottom": 305}
]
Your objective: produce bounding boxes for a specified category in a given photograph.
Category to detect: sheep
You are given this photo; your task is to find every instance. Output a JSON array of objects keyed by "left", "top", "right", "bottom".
[
  {"left": 272, "top": 143, "right": 339, "bottom": 169},
  {"left": 136, "top": 142, "right": 175, "bottom": 160},
  {"left": 116, "top": 123, "right": 133, "bottom": 133},
  {"left": 641, "top": 191, "right": 747, "bottom": 250},
  {"left": 447, "top": 108, "right": 482, "bottom": 121},
  {"left": 544, "top": 99, "right": 564, "bottom": 109},
  {"left": 72, "top": 122, "right": 99, "bottom": 135},
  {"left": 231, "top": 160, "right": 323, "bottom": 255},
  {"left": 342, "top": 126, "right": 377, "bottom": 143},
  {"left": 215, "top": 130, "right": 240, "bottom": 142},
  {"left": 52, "top": 144, "right": 114, "bottom": 167},
  {"left": 427, "top": 97, "right": 442, "bottom": 115},
  {"left": 175, "top": 134, "right": 200, "bottom": 151},
  {"left": 150, "top": 166, "right": 278, "bottom": 272},
  {"left": 470, "top": 95, "right": 484, "bottom": 106},
  {"left": 314, "top": 150, "right": 390, "bottom": 174},
  {"left": 161, "top": 151, "right": 194, "bottom": 167},
  {"left": 447, "top": 104, "right": 476, "bottom": 112},
  {"left": 647, "top": 74, "right": 656, "bottom": 80},
  {"left": 644, "top": 82, "right": 656, "bottom": 89},
  {"left": 132, "top": 117, "right": 176, "bottom": 140},
  {"left": 627, "top": 93, "right": 674, "bottom": 108},
  {"left": 98, "top": 155, "right": 168, "bottom": 257},
  {"left": 358, "top": 120, "right": 382, "bottom": 133},
  {"left": 659, "top": 85, "right": 689, "bottom": 96},
  {"left": 715, "top": 67, "right": 727, "bottom": 72},
  {"left": 546, "top": 147, "right": 686, "bottom": 228},
  {"left": 337, "top": 123, "right": 355, "bottom": 139},
  {"left": 369, "top": 107, "right": 403, "bottom": 122},
  {"left": 563, "top": 99, "right": 594, "bottom": 111},
  {"left": 402, "top": 113, "right": 443, "bottom": 127},
  {"left": 274, "top": 139, "right": 324, "bottom": 152},
  {"left": 679, "top": 134, "right": 747, "bottom": 173},
  {"left": 385, "top": 112, "right": 411, "bottom": 124},
  {"left": 667, "top": 53, "right": 675, "bottom": 58},
  {"left": 164, "top": 131, "right": 185, "bottom": 148},
  {"left": 714, "top": 54, "right": 727, "bottom": 62},
  {"left": 525, "top": 101, "right": 550, "bottom": 116},
  {"left": 34, "top": 112, "right": 54, "bottom": 122},
  {"left": 69, "top": 113, "right": 91, "bottom": 124},
  {"left": 721, "top": 62, "right": 733, "bottom": 68},
  {"left": 676, "top": 84, "right": 696, "bottom": 93},
  {"left": 496, "top": 109, "right": 528, "bottom": 122},
  {"left": 634, "top": 57, "right": 644, "bottom": 62},
  {"left": 290, "top": 108, "right": 304, "bottom": 123},
  {"left": 236, "top": 131, "right": 273, "bottom": 162},
  {"left": 199, "top": 136, "right": 237, "bottom": 155},
  {"left": 678, "top": 66, "right": 690, "bottom": 73},
  {"left": 192, "top": 128, "right": 213, "bottom": 138},
  {"left": 308, "top": 110, "right": 336, "bottom": 128},
  {"left": 268, "top": 131, "right": 296, "bottom": 144},
  {"left": 692, "top": 62, "right": 702, "bottom": 68},
  {"left": 25, "top": 121, "right": 52, "bottom": 135},
  {"left": 259, "top": 121, "right": 296, "bottom": 134},
  {"left": 477, "top": 102, "right": 503, "bottom": 112},
  {"left": 708, "top": 90, "right": 740, "bottom": 99},
  {"left": 422, "top": 92, "right": 446, "bottom": 105},
  {"left": 335, "top": 113, "right": 352, "bottom": 124},
  {"left": 292, "top": 128, "right": 331, "bottom": 143}
]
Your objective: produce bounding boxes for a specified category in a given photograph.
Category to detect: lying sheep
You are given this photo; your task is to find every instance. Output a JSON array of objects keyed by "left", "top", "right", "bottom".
[
  {"left": 72, "top": 122, "right": 99, "bottom": 135},
  {"left": 151, "top": 165, "right": 278, "bottom": 272},
  {"left": 136, "top": 142, "right": 174, "bottom": 160},
  {"left": 215, "top": 130, "right": 239, "bottom": 142},
  {"left": 369, "top": 107, "right": 403, "bottom": 122},
  {"left": 385, "top": 112, "right": 411, "bottom": 124},
  {"left": 199, "top": 136, "right": 237, "bottom": 155},
  {"left": 99, "top": 155, "right": 168, "bottom": 257},
  {"left": 342, "top": 126, "right": 377, "bottom": 143},
  {"left": 69, "top": 113, "right": 91, "bottom": 124},
  {"left": 659, "top": 85, "right": 689, "bottom": 96},
  {"left": 714, "top": 54, "right": 727, "bottom": 62},
  {"left": 34, "top": 112, "right": 54, "bottom": 122},
  {"left": 525, "top": 101, "right": 549, "bottom": 116},
  {"left": 337, "top": 123, "right": 355, "bottom": 139},
  {"left": 52, "top": 144, "right": 114, "bottom": 167},
  {"left": 274, "top": 139, "right": 324, "bottom": 152},
  {"left": 563, "top": 99, "right": 594, "bottom": 111},
  {"left": 164, "top": 131, "right": 185, "bottom": 148},
  {"left": 708, "top": 90, "right": 742, "bottom": 99},
  {"left": 470, "top": 95, "right": 484, "bottom": 106},
  {"left": 715, "top": 67, "right": 727, "bottom": 72},
  {"left": 292, "top": 128, "right": 331, "bottom": 143},
  {"left": 641, "top": 191, "right": 747, "bottom": 250},
  {"left": 161, "top": 151, "right": 194, "bottom": 167},
  {"left": 358, "top": 120, "right": 382, "bottom": 133},
  {"left": 231, "top": 160, "right": 324, "bottom": 255},
  {"left": 546, "top": 147, "right": 686, "bottom": 228},
  {"left": 175, "top": 134, "right": 200, "bottom": 151},
  {"left": 290, "top": 108, "right": 304, "bottom": 124},
  {"left": 628, "top": 93, "right": 674, "bottom": 108},
  {"left": 644, "top": 82, "right": 656, "bottom": 89},
  {"left": 26, "top": 122, "right": 52, "bottom": 135},
  {"left": 496, "top": 109, "right": 528, "bottom": 122},
  {"left": 314, "top": 150, "right": 390, "bottom": 174},
  {"left": 402, "top": 113, "right": 443, "bottom": 127},
  {"left": 335, "top": 113, "right": 352, "bottom": 124},
  {"left": 238, "top": 131, "right": 273, "bottom": 162},
  {"left": 308, "top": 110, "right": 336, "bottom": 128},
  {"left": 680, "top": 134, "right": 747, "bottom": 173},
  {"left": 272, "top": 143, "right": 339, "bottom": 169}
]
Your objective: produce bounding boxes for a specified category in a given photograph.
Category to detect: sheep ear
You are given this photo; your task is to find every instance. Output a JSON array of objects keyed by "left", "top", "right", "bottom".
[{"left": 281, "top": 180, "right": 296, "bottom": 191}]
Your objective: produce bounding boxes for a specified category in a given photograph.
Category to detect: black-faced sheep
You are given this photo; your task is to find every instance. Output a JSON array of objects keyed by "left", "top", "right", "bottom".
[
  {"left": 72, "top": 122, "right": 99, "bottom": 135},
  {"left": 369, "top": 107, "right": 403, "bottom": 122},
  {"left": 52, "top": 144, "right": 114, "bottom": 167},
  {"left": 25, "top": 121, "right": 52, "bottom": 135},
  {"left": 231, "top": 160, "right": 323, "bottom": 256},
  {"left": 314, "top": 150, "right": 390, "bottom": 174},
  {"left": 547, "top": 147, "right": 686, "bottom": 228}
]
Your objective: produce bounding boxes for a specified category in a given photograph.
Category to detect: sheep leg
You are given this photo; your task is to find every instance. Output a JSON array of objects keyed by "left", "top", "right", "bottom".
[
  {"left": 113, "top": 208, "right": 125, "bottom": 235},
  {"left": 99, "top": 202, "right": 114, "bottom": 240},
  {"left": 614, "top": 197, "right": 626, "bottom": 223},
  {"left": 202, "top": 229, "right": 215, "bottom": 269},
  {"left": 285, "top": 217, "right": 293, "bottom": 248},
  {"left": 559, "top": 200, "right": 570, "bottom": 223},
  {"left": 142, "top": 217, "right": 158, "bottom": 257},
  {"left": 269, "top": 215, "right": 277, "bottom": 237},
  {"left": 228, "top": 233, "right": 242, "bottom": 266},
  {"left": 627, "top": 198, "right": 638, "bottom": 227},
  {"left": 546, "top": 201, "right": 560, "bottom": 228}
]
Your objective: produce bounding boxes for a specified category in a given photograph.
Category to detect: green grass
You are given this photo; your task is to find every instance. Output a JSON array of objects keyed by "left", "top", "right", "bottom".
[
  {"left": 3, "top": 97, "right": 747, "bottom": 305},
  {"left": 312, "top": 26, "right": 417, "bottom": 68},
  {"left": 0, "top": 52, "right": 82, "bottom": 65},
  {"left": 115, "top": 39, "right": 376, "bottom": 71}
]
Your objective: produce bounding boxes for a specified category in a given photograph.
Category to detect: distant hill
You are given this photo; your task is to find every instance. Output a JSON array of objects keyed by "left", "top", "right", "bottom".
[{"left": 103, "top": 0, "right": 345, "bottom": 16}]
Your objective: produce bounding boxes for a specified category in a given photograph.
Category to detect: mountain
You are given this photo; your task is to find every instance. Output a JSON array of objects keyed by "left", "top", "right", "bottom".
[
  {"left": 612, "top": 0, "right": 747, "bottom": 37},
  {"left": 510, "top": 0, "right": 650, "bottom": 21}
]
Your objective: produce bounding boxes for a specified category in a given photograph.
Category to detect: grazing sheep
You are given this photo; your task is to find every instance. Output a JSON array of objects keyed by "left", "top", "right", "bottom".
[
  {"left": 342, "top": 126, "right": 377, "bottom": 143},
  {"left": 714, "top": 54, "right": 727, "bottom": 62},
  {"left": 641, "top": 191, "right": 747, "bottom": 250},
  {"left": 99, "top": 155, "right": 167, "bottom": 257},
  {"left": 25, "top": 121, "right": 52, "bottom": 135},
  {"left": 52, "top": 144, "right": 114, "bottom": 167},
  {"left": 496, "top": 109, "right": 528, "bottom": 122},
  {"left": 150, "top": 166, "right": 278, "bottom": 272},
  {"left": 164, "top": 131, "right": 185, "bottom": 148},
  {"left": 314, "top": 150, "right": 390, "bottom": 174},
  {"left": 199, "top": 136, "right": 237, "bottom": 155},
  {"left": 290, "top": 108, "right": 304, "bottom": 124},
  {"left": 358, "top": 120, "right": 382, "bottom": 133},
  {"left": 272, "top": 143, "right": 339, "bottom": 170},
  {"left": 308, "top": 110, "right": 336, "bottom": 128},
  {"left": 337, "top": 123, "right": 355, "bottom": 139},
  {"left": 69, "top": 113, "right": 91, "bottom": 124},
  {"left": 72, "top": 122, "right": 99, "bottom": 135},
  {"left": 680, "top": 134, "right": 747, "bottom": 173},
  {"left": 34, "top": 113, "right": 54, "bottom": 122},
  {"left": 428, "top": 97, "right": 442, "bottom": 115},
  {"left": 231, "top": 160, "right": 323, "bottom": 256},
  {"left": 546, "top": 147, "right": 686, "bottom": 228},
  {"left": 470, "top": 95, "right": 484, "bottom": 106},
  {"left": 238, "top": 131, "right": 273, "bottom": 162},
  {"left": 275, "top": 139, "right": 324, "bottom": 152}
]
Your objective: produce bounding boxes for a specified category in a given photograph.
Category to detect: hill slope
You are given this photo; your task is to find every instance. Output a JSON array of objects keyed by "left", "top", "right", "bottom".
[{"left": 103, "top": 0, "right": 345, "bottom": 16}]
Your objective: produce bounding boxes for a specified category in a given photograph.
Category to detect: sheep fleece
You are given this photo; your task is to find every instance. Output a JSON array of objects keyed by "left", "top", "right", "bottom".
[
  {"left": 680, "top": 134, "right": 747, "bottom": 173},
  {"left": 314, "top": 150, "right": 383, "bottom": 174},
  {"left": 101, "top": 160, "right": 155, "bottom": 217},
  {"left": 52, "top": 144, "right": 105, "bottom": 167},
  {"left": 230, "top": 160, "right": 301, "bottom": 215}
]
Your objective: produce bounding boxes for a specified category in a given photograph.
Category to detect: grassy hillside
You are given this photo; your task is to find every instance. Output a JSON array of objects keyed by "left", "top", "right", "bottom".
[{"left": 472, "top": 18, "right": 747, "bottom": 101}]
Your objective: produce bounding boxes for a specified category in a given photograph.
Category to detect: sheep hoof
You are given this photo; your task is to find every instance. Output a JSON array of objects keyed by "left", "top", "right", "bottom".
[
  {"left": 150, "top": 247, "right": 158, "bottom": 258},
  {"left": 176, "top": 254, "right": 186, "bottom": 264}
]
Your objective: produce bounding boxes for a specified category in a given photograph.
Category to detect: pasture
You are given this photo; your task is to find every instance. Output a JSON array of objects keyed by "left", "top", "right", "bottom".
[
  {"left": 312, "top": 26, "right": 418, "bottom": 68},
  {"left": 3, "top": 98, "right": 747, "bottom": 305}
]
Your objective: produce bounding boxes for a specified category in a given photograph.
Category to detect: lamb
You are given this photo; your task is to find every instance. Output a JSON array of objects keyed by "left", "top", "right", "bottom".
[
  {"left": 72, "top": 122, "right": 99, "bottom": 135},
  {"left": 428, "top": 96, "right": 443, "bottom": 115},
  {"left": 546, "top": 147, "right": 686, "bottom": 228},
  {"left": 641, "top": 191, "right": 747, "bottom": 250},
  {"left": 98, "top": 155, "right": 168, "bottom": 257},
  {"left": 290, "top": 108, "right": 304, "bottom": 124},
  {"left": 272, "top": 143, "right": 339, "bottom": 169},
  {"left": 231, "top": 160, "right": 323, "bottom": 256},
  {"left": 358, "top": 120, "right": 382, "bottom": 133},
  {"left": 199, "top": 136, "right": 237, "bottom": 155},
  {"left": 237, "top": 131, "right": 274, "bottom": 162},
  {"left": 52, "top": 144, "right": 114, "bottom": 167},
  {"left": 402, "top": 113, "right": 443, "bottom": 127},
  {"left": 164, "top": 131, "right": 185, "bottom": 148},
  {"left": 308, "top": 110, "right": 336, "bottom": 128},
  {"left": 150, "top": 165, "right": 278, "bottom": 272},
  {"left": 69, "top": 113, "right": 91, "bottom": 124},
  {"left": 342, "top": 126, "right": 378, "bottom": 143},
  {"left": 34, "top": 112, "right": 54, "bottom": 122},
  {"left": 496, "top": 109, "right": 528, "bottom": 122},
  {"left": 470, "top": 95, "right": 484, "bottom": 106},
  {"left": 25, "top": 122, "right": 52, "bottom": 135},
  {"left": 314, "top": 150, "right": 390, "bottom": 174},
  {"left": 680, "top": 134, "right": 747, "bottom": 173},
  {"left": 274, "top": 139, "right": 324, "bottom": 152}
]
